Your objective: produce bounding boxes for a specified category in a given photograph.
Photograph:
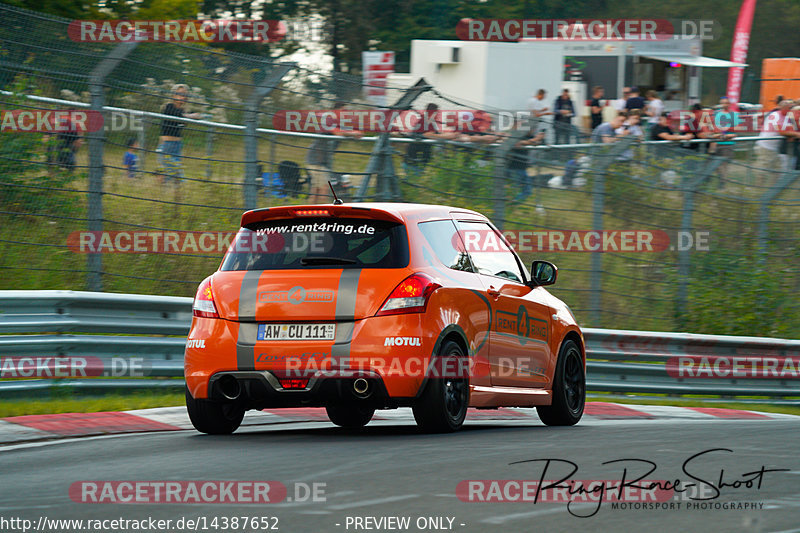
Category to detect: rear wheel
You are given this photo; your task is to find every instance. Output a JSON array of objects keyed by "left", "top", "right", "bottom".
[
  {"left": 537, "top": 339, "right": 585, "bottom": 426},
  {"left": 412, "top": 340, "right": 469, "bottom": 433},
  {"left": 185, "top": 386, "right": 245, "bottom": 434},
  {"left": 326, "top": 404, "right": 375, "bottom": 428}
]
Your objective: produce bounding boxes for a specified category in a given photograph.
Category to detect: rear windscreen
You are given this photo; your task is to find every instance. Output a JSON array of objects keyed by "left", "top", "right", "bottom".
[{"left": 220, "top": 217, "right": 409, "bottom": 271}]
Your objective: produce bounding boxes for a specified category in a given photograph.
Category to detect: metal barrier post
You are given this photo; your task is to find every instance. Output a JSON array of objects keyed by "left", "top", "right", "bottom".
[
  {"left": 491, "top": 128, "right": 530, "bottom": 230},
  {"left": 588, "top": 138, "right": 633, "bottom": 325},
  {"left": 87, "top": 41, "right": 139, "bottom": 292},
  {"left": 243, "top": 63, "right": 294, "bottom": 210},
  {"left": 356, "top": 78, "right": 431, "bottom": 202},
  {"left": 676, "top": 156, "right": 725, "bottom": 328},
  {"left": 757, "top": 170, "right": 800, "bottom": 257}
]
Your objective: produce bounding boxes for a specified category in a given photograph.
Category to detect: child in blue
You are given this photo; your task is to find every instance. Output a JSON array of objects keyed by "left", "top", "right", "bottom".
[{"left": 124, "top": 138, "right": 139, "bottom": 179}]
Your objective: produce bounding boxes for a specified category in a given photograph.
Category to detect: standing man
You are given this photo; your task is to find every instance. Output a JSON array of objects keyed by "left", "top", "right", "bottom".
[
  {"left": 644, "top": 90, "right": 664, "bottom": 135},
  {"left": 590, "top": 86, "right": 605, "bottom": 131},
  {"left": 528, "top": 89, "right": 552, "bottom": 136},
  {"left": 613, "top": 87, "right": 630, "bottom": 111},
  {"left": 756, "top": 99, "right": 792, "bottom": 172},
  {"left": 625, "top": 87, "right": 646, "bottom": 111},
  {"left": 553, "top": 89, "right": 575, "bottom": 144}
]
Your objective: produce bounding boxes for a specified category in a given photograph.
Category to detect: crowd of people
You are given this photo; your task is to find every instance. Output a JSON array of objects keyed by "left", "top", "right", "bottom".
[{"left": 45, "top": 82, "right": 792, "bottom": 206}]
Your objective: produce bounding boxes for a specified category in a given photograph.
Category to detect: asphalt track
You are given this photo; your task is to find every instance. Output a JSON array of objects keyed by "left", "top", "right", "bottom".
[{"left": 1, "top": 413, "right": 799, "bottom": 533}]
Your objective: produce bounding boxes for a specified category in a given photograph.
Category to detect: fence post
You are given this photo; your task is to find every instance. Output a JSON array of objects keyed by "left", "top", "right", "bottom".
[
  {"left": 587, "top": 138, "right": 634, "bottom": 325},
  {"left": 243, "top": 63, "right": 294, "bottom": 210},
  {"left": 356, "top": 78, "right": 431, "bottom": 202},
  {"left": 490, "top": 128, "right": 530, "bottom": 230},
  {"left": 757, "top": 170, "right": 799, "bottom": 257},
  {"left": 205, "top": 125, "right": 214, "bottom": 180},
  {"left": 676, "top": 156, "right": 724, "bottom": 329},
  {"left": 86, "top": 41, "right": 138, "bottom": 292}
]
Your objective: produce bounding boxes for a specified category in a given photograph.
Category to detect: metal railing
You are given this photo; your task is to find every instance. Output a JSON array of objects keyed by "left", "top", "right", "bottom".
[{"left": 1, "top": 291, "right": 797, "bottom": 401}]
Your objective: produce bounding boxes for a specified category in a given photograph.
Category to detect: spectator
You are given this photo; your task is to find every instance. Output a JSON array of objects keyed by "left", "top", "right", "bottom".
[
  {"left": 712, "top": 98, "right": 737, "bottom": 158},
  {"left": 457, "top": 110, "right": 500, "bottom": 167},
  {"left": 553, "top": 89, "right": 575, "bottom": 144},
  {"left": 616, "top": 109, "right": 644, "bottom": 159},
  {"left": 55, "top": 117, "right": 82, "bottom": 172},
  {"left": 504, "top": 120, "right": 545, "bottom": 202},
  {"left": 778, "top": 106, "right": 800, "bottom": 172},
  {"left": 645, "top": 90, "right": 664, "bottom": 133},
  {"left": 626, "top": 87, "right": 646, "bottom": 111},
  {"left": 650, "top": 112, "right": 693, "bottom": 142},
  {"left": 305, "top": 101, "right": 363, "bottom": 201},
  {"left": 157, "top": 84, "right": 202, "bottom": 185},
  {"left": 663, "top": 90, "right": 683, "bottom": 112},
  {"left": 402, "top": 103, "right": 460, "bottom": 179},
  {"left": 680, "top": 104, "right": 707, "bottom": 152},
  {"left": 528, "top": 89, "right": 552, "bottom": 133},
  {"left": 123, "top": 138, "right": 140, "bottom": 179},
  {"left": 756, "top": 99, "right": 792, "bottom": 172},
  {"left": 592, "top": 112, "right": 629, "bottom": 143},
  {"left": 590, "top": 86, "right": 605, "bottom": 131},
  {"left": 613, "top": 87, "right": 630, "bottom": 111}
]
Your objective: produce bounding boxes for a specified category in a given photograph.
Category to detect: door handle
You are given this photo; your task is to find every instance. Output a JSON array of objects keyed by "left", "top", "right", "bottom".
[{"left": 487, "top": 287, "right": 500, "bottom": 298}]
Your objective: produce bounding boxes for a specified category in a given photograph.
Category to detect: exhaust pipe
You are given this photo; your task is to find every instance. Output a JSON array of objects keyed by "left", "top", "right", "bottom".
[
  {"left": 353, "top": 378, "right": 371, "bottom": 398},
  {"left": 218, "top": 375, "right": 241, "bottom": 401}
]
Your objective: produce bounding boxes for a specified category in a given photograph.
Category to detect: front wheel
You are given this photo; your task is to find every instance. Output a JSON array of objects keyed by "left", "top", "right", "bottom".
[
  {"left": 185, "top": 386, "right": 245, "bottom": 434},
  {"left": 537, "top": 339, "right": 585, "bottom": 426},
  {"left": 412, "top": 340, "right": 470, "bottom": 433}
]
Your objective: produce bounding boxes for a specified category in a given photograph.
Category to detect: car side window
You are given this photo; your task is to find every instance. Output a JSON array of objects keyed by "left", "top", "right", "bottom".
[
  {"left": 418, "top": 220, "right": 474, "bottom": 272},
  {"left": 456, "top": 221, "right": 525, "bottom": 283}
]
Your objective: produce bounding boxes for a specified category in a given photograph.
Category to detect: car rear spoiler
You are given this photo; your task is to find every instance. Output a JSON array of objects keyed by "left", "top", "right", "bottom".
[{"left": 241, "top": 205, "right": 405, "bottom": 227}]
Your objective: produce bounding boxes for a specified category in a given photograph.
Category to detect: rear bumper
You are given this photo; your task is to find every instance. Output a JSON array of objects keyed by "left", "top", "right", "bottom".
[
  {"left": 205, "top": 369, "right": 412, "bottom": 408},
  {"left": 185, "top": 314, "right": 437, "bottom": 400}
]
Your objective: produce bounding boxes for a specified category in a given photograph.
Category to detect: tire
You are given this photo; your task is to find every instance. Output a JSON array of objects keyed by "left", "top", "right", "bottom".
[
  {"left": 185, "top": 386, "right": 245, "bottom": 434},
  {"left": 537, "top": 339, "right": 585, "bottom": 426},
  {"left": 326, "top": 404, "right": 375, "bottom": 428},
  {"left": 412, "top": 340, "right": 470, "bottom": 433}
]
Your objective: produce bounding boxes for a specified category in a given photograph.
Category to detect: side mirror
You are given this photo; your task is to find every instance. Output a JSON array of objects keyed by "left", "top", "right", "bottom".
[{"left": 530, "top": 260, "right": 557, "bottom": 286}]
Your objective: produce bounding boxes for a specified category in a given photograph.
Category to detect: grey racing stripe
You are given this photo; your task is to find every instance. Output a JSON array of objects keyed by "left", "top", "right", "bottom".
[
  {"left": 331, "top": 269, "right": 361, "bottom": 368},
  {"left": 236, "top": 270, "right": 262, "bottom": 370}
]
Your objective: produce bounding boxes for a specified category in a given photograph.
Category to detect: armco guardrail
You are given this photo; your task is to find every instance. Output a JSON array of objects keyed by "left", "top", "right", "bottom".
[{"left": 1, "top": 291, "right": 798, "bottom": 399}]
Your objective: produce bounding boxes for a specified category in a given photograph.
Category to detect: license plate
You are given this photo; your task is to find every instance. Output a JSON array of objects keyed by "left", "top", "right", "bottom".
[{"left": 258, "top": 323, "right": 336, "bottom": 341}]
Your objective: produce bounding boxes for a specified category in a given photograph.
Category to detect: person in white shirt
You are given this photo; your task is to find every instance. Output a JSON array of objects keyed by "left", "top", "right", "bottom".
[
  {"left": 528, "top": 89, "right": 552, "bottom": 134},
  {"left": 612, "top": 87, "right": 630, "bottom": 111},
  {"left": 645, "top": 90, "right": 664, "bottom": 132},
  {"left": 756, "top": 99, "right": 792, "bottom": 173}
]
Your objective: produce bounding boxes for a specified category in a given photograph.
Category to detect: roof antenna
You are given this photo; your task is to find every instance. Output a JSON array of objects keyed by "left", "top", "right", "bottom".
[{"left": 328, "top": 180, "right": 344, "bottom": 205}]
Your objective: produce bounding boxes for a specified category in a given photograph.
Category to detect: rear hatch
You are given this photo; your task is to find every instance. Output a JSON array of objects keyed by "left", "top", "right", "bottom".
[{"left": 211, "top": 209, "right": 411, "bottom": 322}]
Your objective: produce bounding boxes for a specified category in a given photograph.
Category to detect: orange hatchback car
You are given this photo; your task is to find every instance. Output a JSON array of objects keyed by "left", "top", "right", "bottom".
[{"left": 185, "top": 203, "right": 585, "bottom": 433}]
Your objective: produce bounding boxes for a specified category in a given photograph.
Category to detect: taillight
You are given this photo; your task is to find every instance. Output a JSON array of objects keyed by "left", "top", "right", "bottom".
[
  {"left": 376, "top": 273, "right": 441, "bottom": 316},
  {"left": 193, "top": 276, "right": 219, "bottom": 318}
]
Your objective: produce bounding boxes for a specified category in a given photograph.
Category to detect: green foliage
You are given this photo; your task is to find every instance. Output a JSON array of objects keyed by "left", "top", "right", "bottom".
[
  {"left": 0, "top": 76, "right": 82, "bottom": 216},
  {"left": 688, "top": 249, "right": 797, "bottom": 338}
]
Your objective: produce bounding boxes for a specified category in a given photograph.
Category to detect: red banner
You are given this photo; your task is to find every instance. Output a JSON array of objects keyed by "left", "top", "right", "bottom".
[{"left": 726, "top": 0, "right": 757, "bottom": 110}]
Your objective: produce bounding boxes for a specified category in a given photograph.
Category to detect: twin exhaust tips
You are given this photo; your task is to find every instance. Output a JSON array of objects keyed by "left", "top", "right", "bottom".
[{"left": 216, "top": 374, "right": 372, "bottom": 400}]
